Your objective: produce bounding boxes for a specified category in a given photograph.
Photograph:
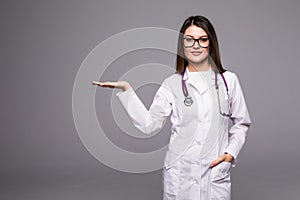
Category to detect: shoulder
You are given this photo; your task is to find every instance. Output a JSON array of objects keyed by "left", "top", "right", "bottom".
[
  {"left": 223, "top": 70, "right": 237, "bottom": 80},
  {"left": 222, "top": 69, "right": 245, "bottom": 95},
  {"left": 222, "top": 69, "right": 240, "bottom": 86},
  {"left": 160, "top": 73, "right": 181, "bottom": 87},
  {"left": 157, "top": 73, "right": 182, "bottom": 97},
  {"left": 164, "top": 73, "right": 181, "bottom": 82}
]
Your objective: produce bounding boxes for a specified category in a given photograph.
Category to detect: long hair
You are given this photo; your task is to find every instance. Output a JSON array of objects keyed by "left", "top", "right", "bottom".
[{"left": 176, "top": 15, "right": 225, "bottom": 74}]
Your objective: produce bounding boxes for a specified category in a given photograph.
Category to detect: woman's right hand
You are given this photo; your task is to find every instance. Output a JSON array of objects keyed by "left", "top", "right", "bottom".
[{"left": 92, "top": 80, "right": 131, "bottom": 91}]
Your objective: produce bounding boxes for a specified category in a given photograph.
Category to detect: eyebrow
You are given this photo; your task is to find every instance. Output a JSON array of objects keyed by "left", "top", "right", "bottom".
[{"left": 184, "top": 34, "right": 208, "bottom": 38}]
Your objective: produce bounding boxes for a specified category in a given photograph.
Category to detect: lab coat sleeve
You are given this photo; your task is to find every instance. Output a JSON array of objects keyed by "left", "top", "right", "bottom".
[
  {"left": 225, "top": 73, "right": 251, "bottom": 167},
  {"left": 116, "top": 80, "right": 173, "bottom": 135}
]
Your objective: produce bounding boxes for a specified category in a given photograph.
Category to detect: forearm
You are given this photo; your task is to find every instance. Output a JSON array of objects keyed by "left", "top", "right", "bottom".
[{"left": 116, "top": 86, "right": 172, "bottom": 135}]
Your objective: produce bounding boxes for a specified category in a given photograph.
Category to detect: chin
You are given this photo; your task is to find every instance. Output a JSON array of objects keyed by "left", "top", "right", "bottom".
[
  {"left": 187, "top": 58, "right": 207, "bottom": 64},
  {"left": 186, "top": 55, "right": 209, "bottom": 64}
]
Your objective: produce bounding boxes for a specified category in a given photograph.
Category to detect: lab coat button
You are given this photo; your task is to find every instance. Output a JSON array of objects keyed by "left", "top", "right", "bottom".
[{"left": 197, "top": 119, "right": 204, "bottom": 124}]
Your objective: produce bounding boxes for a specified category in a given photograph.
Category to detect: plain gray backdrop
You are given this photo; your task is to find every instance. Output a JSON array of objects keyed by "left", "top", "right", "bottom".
[{"left": 1, "top": 0, "right": 300, "bottom": 199}]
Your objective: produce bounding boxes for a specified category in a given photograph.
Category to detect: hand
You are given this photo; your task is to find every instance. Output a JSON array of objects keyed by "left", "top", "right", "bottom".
[
  {"left": 92, "top": 80, "right": 131, "bottom": 91},
  {"left": 209, "top": 153, "right": 234, "bottom": 168}
]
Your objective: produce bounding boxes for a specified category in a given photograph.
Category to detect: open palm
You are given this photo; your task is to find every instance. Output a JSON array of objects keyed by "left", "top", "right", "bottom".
[{"left": 92, "top": 80, "right": 131, "bottom": 91}]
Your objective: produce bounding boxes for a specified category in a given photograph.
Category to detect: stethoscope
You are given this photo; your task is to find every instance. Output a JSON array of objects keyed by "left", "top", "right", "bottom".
[{"left": 181, "top": 67, "right": 232, "bottom": 117}]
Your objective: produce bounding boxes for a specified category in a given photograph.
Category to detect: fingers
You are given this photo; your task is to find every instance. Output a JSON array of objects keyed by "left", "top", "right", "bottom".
[
  {"left": 209, "top": 155, "right": 226, "bottom": 168},
  {"left": 92, "top": 81, "right": 103, "bottom": 86},
  {"left": 92, "top": 81, "right": 116, "bottom": 88},
  {"left": 209, "top": 153, "right": 234, "bottom": 168},
  {"left": 92, "top": 80, "right": 131, "bottom": 91}
]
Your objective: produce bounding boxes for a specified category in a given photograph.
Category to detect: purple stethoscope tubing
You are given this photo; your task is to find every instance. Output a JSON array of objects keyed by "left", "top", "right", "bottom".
[
  {"left": 181, "top": 67, "right": 229, "bottom": 96},
  {"left": 181, "top": 67, "right": 232, "bottom": 117}
]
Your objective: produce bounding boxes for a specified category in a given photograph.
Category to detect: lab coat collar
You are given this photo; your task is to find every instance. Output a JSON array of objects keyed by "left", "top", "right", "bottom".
[
  {"left": 182, "top": 65, "right": 218, "bottom": 81},
  {"left": 182, "top": 66, "right": 222, "bottom": 95}
]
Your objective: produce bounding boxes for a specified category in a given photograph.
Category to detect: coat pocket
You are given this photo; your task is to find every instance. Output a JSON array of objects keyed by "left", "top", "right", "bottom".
[
  {"left": 211, "top": 161, "right": 231, "bottom": 181},
  {"left": 162, "top": 158, "right": 181, "bottom": 199},
  {"left": 209, "top": 162, "right": 232, "bottom": 199}
]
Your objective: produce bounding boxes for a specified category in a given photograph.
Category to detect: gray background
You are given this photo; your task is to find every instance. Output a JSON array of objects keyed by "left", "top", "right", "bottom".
[{"left": 1, "top": 0, "right": 300, "bottom": 199}]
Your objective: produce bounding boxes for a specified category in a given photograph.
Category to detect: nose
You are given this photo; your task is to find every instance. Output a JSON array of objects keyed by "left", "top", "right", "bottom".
[{"left": 193, "top": 41, "right": 201, "bottom": 49}]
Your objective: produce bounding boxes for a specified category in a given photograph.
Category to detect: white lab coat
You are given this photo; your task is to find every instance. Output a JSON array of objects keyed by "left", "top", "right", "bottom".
[{"left": 116, "top": 66, "right": 251, "bottom": 200}]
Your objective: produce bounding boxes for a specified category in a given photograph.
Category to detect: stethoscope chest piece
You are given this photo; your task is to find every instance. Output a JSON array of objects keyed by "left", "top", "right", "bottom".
[
  {"left": 181, "top": 66, "right": 232, "bottom": 116},
  {"left": 184, "top": 95, "right": 193, "bottom": 106}
]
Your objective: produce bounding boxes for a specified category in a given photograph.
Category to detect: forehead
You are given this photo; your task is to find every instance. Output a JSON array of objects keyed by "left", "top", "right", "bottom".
[{"left": 184, "top": 25, "right": 208, "bottom": 37}]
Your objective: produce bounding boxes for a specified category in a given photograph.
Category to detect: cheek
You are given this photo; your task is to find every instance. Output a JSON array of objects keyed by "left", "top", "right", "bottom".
[
  {"left": 183, "top": 48, "right": 190, "bottom": 58},
  {"left": 183, "top": 48, "right": 187, "bottom": 55},
  {"left": 204, "top": 47, "right": 210, "bottom": 54},
  {"left": 201, "top": 48, "right": 210, "bottom": 58}
]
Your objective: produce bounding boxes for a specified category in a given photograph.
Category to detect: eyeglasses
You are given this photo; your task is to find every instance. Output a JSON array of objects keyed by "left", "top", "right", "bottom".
[{"left": 183, "top": 36, "right": 210, "bottom": 48}]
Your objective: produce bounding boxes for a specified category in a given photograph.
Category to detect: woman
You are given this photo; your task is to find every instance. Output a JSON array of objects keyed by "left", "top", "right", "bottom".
[{"left": 92, "top": 15, "right": 251, "bottom": 200}]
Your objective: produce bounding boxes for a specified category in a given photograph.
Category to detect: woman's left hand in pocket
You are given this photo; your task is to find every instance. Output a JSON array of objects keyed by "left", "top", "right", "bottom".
[{"left": 209, "top": 153, "right": 234, "bottom": 168}]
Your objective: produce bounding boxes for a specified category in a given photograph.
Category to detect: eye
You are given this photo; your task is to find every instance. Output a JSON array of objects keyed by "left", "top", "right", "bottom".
[
  {"left": 200, "top": 38, "right": 209, "bottom": 42},
  {"left": 184, "top": 38, "right": 193, "bottom": 42}
]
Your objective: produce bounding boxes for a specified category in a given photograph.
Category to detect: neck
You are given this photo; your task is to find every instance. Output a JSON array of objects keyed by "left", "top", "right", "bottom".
[{"left": 187, "top": 60, "right": 210, "bottom": 72}]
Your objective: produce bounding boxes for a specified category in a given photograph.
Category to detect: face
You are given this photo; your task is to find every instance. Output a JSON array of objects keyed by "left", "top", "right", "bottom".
[{"left": 183, "top": 25, "right": 210, "bottom": 66}]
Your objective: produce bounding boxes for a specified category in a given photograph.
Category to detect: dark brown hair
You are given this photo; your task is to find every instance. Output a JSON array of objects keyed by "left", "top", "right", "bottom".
[{"left": 176, "top": 15, "right": 226, "bottom": 74}]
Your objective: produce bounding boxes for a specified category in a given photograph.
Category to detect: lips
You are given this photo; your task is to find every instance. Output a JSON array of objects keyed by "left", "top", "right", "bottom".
[{"left": 191, "top": 51, "right": 202, "bottom": 56}]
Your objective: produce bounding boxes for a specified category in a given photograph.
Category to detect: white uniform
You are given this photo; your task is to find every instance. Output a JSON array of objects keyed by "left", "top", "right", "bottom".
[{"left": 116, "top": 66, "right": 251, "bottom": 200}]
